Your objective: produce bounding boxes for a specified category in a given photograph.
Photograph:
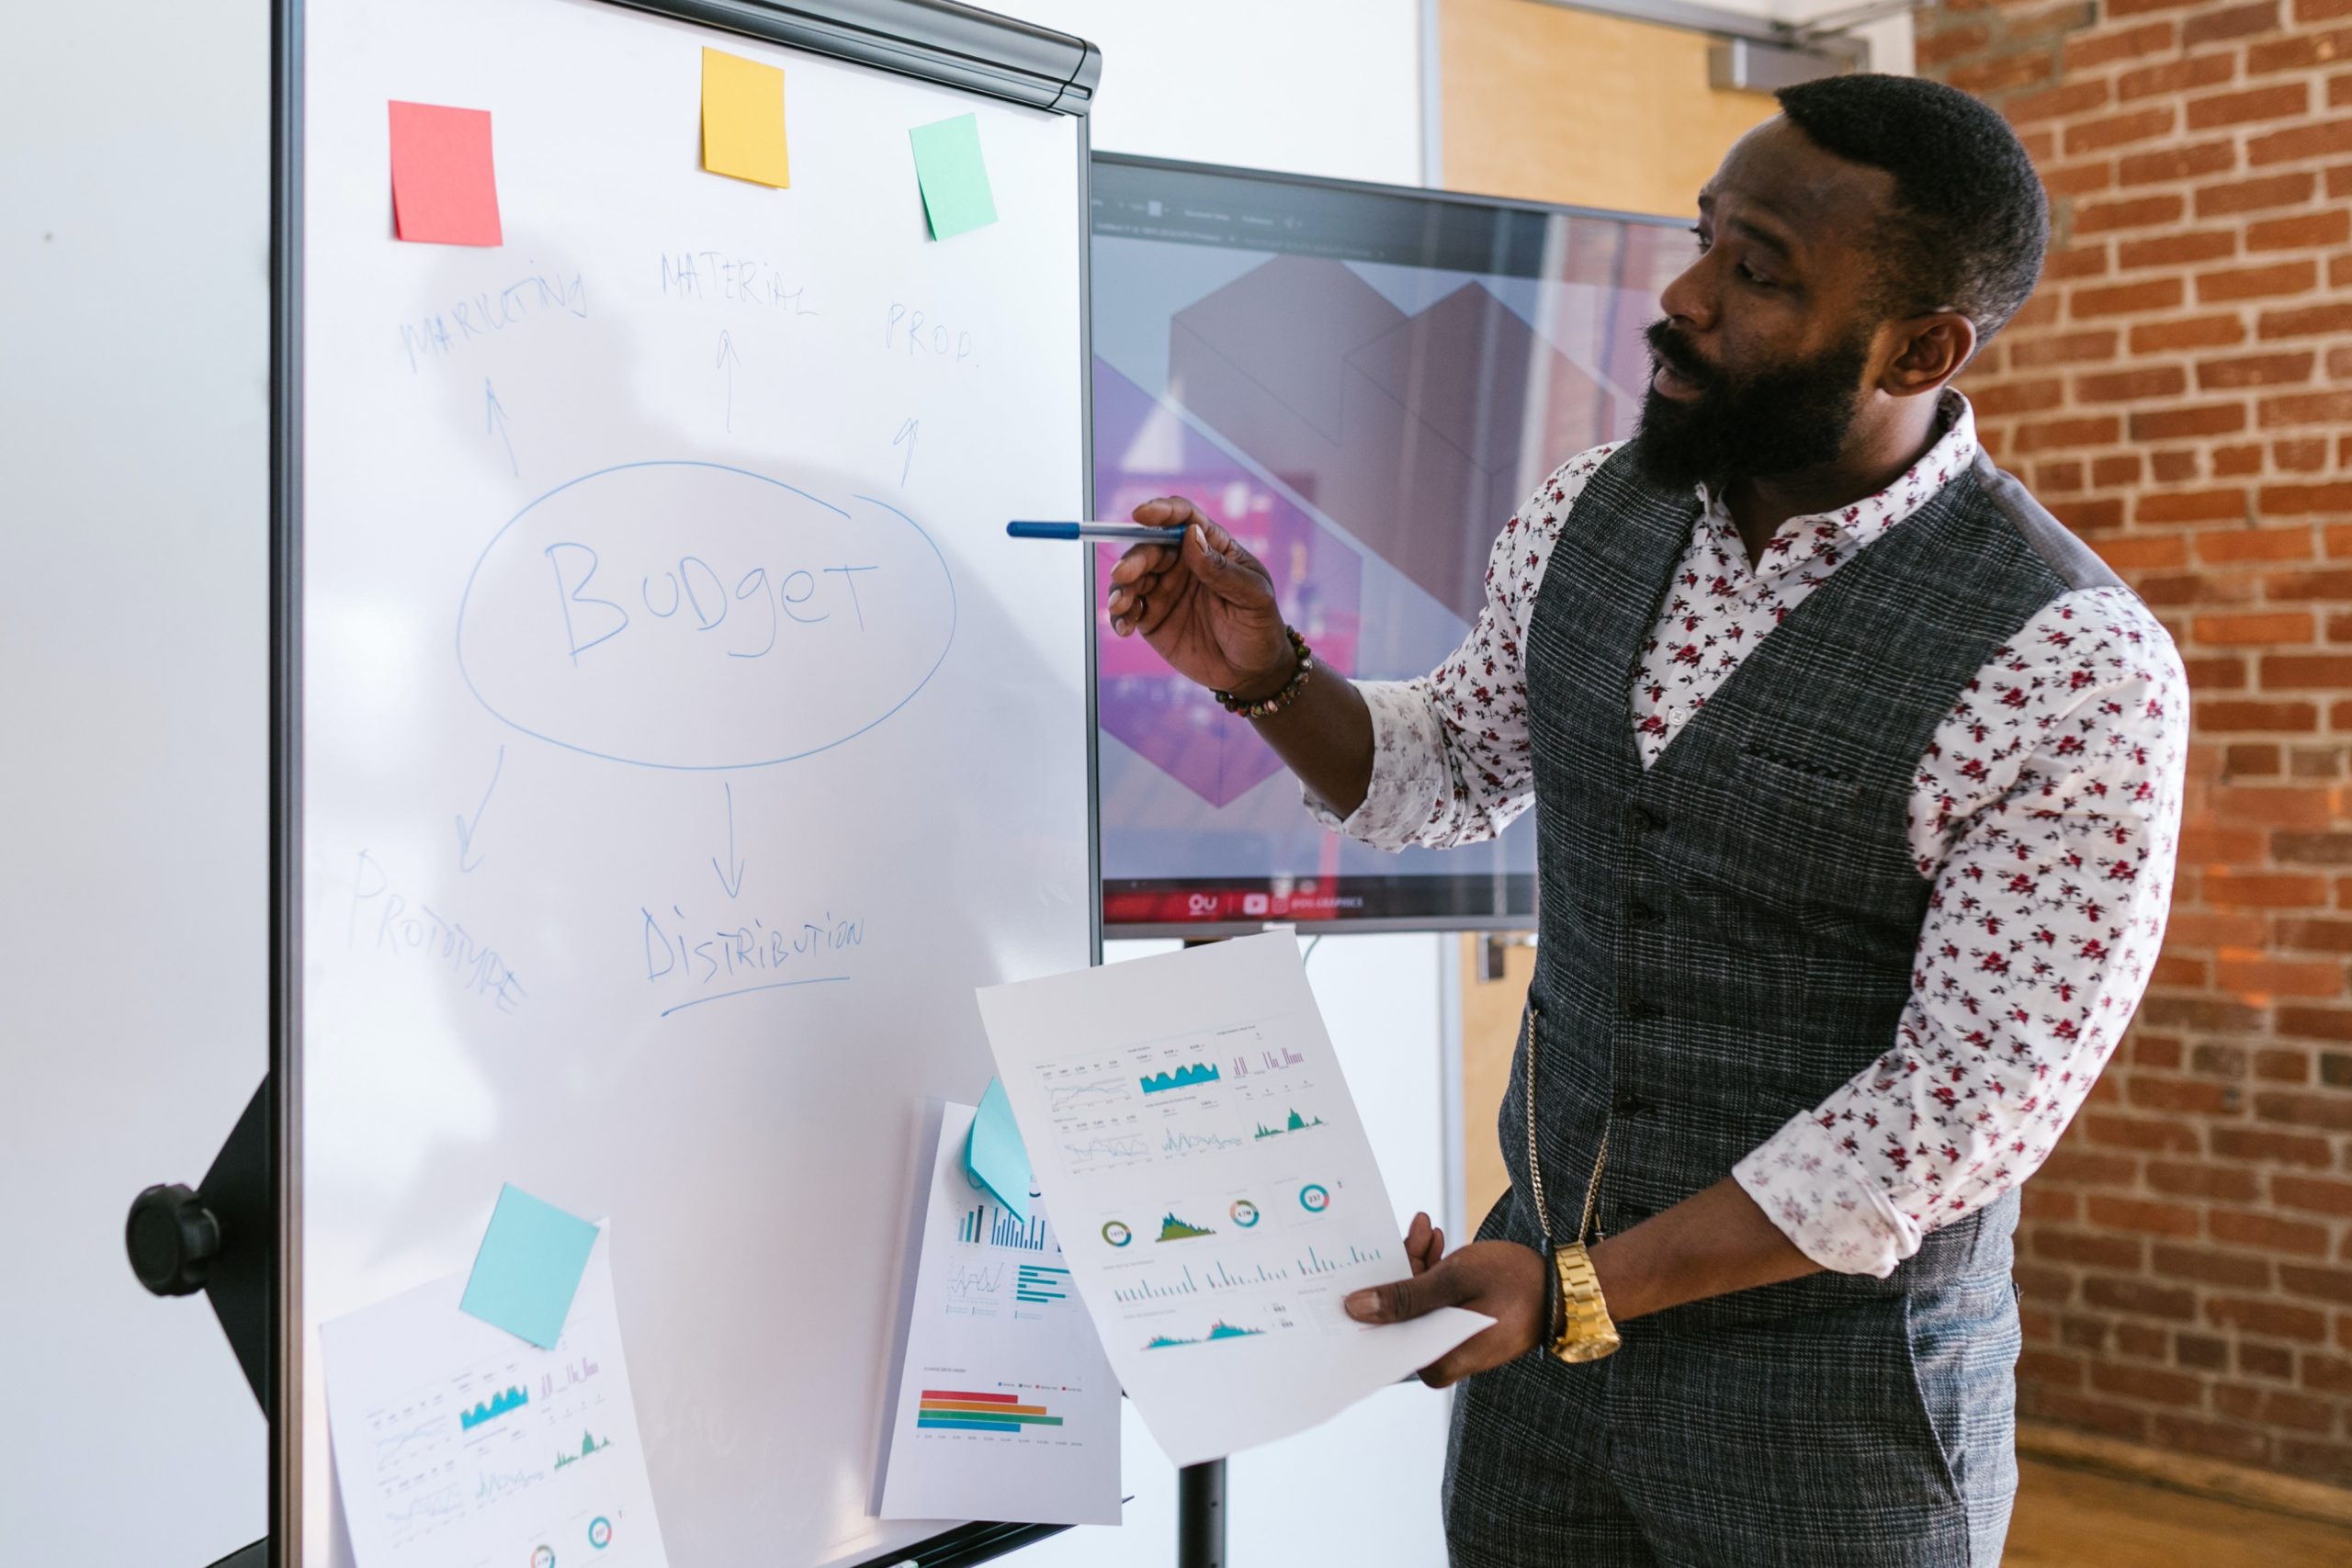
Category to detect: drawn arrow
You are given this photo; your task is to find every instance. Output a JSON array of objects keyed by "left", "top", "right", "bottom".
[
  {"left": 716, "top": 331, "right": 743, "bottom": 433},
  {"left": 484, "top": 379, "right": 517, "bottom": 476},
  {"left": 892, "top": 418, "right": 919, "bottom": 487},
  {"left": 711, "top": 780, "right": 747, "bottom": 898},
  {"left": 454, "top": 745, "right": 504, "bottom": 873}
]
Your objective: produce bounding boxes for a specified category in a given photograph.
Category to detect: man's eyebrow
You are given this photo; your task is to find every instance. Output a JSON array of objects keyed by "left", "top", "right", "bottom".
[
  {"left": 1693, "top": 195, "right": 1796, "bottom": 259},
  {"left": 1727, "top": 214, "right": 1794, "bottom": 258}
]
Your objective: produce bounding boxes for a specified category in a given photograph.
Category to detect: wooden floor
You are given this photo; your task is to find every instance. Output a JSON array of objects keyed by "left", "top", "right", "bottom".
[{"left": 2007, "top": 1456, "right": 2352, "bottom": 1565}]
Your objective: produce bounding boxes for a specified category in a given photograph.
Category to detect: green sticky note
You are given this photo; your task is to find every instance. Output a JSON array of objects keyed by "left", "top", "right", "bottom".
[
  {"left": 908, "top": 113, "right": 998, "bottom": 241},
  {"left": 967, "top": 1077, "right": 1032, "bottom": 1223},
  {"left": 458, "top": 1185, "right": 600, "bottom": 1348}
]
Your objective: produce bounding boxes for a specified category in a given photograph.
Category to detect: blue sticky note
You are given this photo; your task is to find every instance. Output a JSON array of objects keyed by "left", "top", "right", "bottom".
[
  {"left": 459, "top": 1185, "right": 600, "bottom": 1348},
  {"left": 967, "top": 1077, "right": 1032, "bottom": 1223}
]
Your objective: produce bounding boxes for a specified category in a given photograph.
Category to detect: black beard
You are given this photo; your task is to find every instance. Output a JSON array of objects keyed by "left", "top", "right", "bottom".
[{"left": 1633, "top": 320, "right": 1872, "bottom": 493}]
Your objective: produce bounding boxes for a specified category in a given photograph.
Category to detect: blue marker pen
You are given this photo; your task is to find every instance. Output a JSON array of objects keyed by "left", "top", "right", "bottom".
[{"left": 1007, "top": 520, "right": 1190, "bottom": 543}]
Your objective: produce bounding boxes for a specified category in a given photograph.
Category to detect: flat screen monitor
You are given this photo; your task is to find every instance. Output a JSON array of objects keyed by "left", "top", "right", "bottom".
[{"left": 1090, "top": 154, "right": 1689, "bottom": 936}]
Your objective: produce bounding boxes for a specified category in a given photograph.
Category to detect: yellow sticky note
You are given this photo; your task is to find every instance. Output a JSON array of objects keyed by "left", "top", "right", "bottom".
[{"left": 702, "top": 47, "right": 790, "bottom": 188}]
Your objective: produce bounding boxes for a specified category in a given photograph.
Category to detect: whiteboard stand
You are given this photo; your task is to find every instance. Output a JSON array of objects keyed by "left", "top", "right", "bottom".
[{"left": 1179, "top": 1460, "right": 1227, "bottom": 1568}]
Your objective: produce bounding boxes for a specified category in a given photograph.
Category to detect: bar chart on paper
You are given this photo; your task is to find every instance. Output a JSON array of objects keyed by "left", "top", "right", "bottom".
[{"left": 879, "top": 1103, "right": 1120, "bottom": 1525}]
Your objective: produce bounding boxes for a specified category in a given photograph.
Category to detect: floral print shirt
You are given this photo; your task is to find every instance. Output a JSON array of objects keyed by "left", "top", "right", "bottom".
[{"left": 1309, "top": 395, "right": 2188, "bottom": 1278}]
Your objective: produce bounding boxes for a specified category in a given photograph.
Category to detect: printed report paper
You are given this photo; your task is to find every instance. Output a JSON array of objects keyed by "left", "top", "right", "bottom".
[
  {"left": 322, "top": 1227, "right": 668, "bottom": 1567},
  {"left": 978, "top": 932, "right": 1489, "bottom": 1465},
  {"left": 879, "top": 1101, "right": 1120, "bottom": 1524}
]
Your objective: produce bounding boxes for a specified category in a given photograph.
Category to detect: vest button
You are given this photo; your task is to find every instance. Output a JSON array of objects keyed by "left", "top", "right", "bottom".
[
  {"left": 1627, "top": 902, "right": 1660, "bottom": 927},
  {"left": 1621, "top": 996, "right": 1652, "bottom": 1021},
  {"left": 1612, "top": 1090, "right": 1647, "bottom": 1116},
  {"left": 1631, "top": 806, "right": 1668, "bottom": 833}
]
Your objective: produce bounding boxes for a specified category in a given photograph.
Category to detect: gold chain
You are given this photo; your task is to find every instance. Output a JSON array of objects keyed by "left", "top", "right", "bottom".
[{"left": 1521, "top": 1003, "right": 1610, "bottom": 1248}]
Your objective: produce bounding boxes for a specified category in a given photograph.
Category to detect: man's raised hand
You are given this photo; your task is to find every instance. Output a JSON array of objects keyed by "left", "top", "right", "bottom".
[{"left": 1103, "top": 497, "right": 1292, "bottom": 698}]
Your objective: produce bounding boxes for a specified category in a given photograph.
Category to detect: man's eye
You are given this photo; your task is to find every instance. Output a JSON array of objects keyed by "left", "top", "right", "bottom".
[
  {"left": 1689, "top": 225, "right": 1711, "bottom": 253},
  {"left": 1739, "top": 264, "right": 1773, "bottom": 287}
]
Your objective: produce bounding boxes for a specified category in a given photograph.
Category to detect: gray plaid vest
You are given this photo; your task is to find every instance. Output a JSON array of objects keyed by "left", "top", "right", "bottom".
[{"left": 1503, "top": 441, "right": 2120, "bottom": 1330}]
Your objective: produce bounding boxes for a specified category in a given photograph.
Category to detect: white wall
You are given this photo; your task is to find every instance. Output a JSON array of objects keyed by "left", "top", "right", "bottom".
[
  {"left": 0, "top": 4, "right": 273, "bottom": 1566},
  {"left": 0, "top": 1, "right": 1440, "bottom": 1563},
  {"left": 1013, "top": 0, "right": 1428, "bottom": 182}
]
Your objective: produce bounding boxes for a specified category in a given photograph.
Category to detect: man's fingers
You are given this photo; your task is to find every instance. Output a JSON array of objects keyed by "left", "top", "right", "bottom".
[
  {"left": 1416, "top": 1323, "right": 1513, "bottom": 1390},
  {"left": 1185, "top": 524, "right": 1275, "bottom": 611},
  {"left": 1344, "top": 1258, "right": 1464, "bottom": 1325},
  {"left": 1107, "top": 544, "right": 1172, "bottom": 586},
  {"left": 1106, "top": 571, "right": 1161, "bottom": 616},
  {"left": 1131, "top": 495, "right": 1204, "bottom": 529}
]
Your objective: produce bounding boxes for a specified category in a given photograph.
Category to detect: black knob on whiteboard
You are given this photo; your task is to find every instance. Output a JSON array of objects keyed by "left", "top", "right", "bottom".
[{"left": 126, "top": 1182, "right": 221, "bottom": 1297}]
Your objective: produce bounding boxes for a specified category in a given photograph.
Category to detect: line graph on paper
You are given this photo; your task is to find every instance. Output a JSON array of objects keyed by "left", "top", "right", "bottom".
[
  {"left": 1061, "top": 1134, "right": 1152, "bottom": 1173},
  {"left": 382, "top": 1483, "right": 465, "bottom": 1546},
  {"left": 371, "top": 1413, "right": 451, "bottom": 1470},
  {"left": 1047, "top": 1078, "right": 1131, "bottom": 1112}
]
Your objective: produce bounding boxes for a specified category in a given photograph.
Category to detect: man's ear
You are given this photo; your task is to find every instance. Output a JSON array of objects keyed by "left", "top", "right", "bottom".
[{"left": 1883, "top": 312, "right": 1976, "bottom": 398}]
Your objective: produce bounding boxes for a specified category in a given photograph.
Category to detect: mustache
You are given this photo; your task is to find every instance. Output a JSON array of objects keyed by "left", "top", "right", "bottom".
[{"left": 1644, "top": 320, "right": 1718, "bottom": 387}]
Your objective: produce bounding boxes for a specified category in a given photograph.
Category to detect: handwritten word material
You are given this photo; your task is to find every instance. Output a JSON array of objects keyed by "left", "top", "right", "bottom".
[
  {"left": 660, "top": 251, "right": 818, "bottom": 312},
  {"left": 460, "top": 1186, "right": 600, "bottom": 1348},
  {"left": 880, "top": 1104, "right": 1117, "bottom": 1523},
  {"left": 908, "top": 114, "right": 997, "bottom": 240},
  {"left": 323, "top": 1228, "right": 668, "bottom": 1566},
  {"left": 701, "top": 48, "right": 791, "bottom": 188},
  {"left": 388, "top": 102, "right": 503, "bottom": 247},
  {"left": 978, "top": 934, "right": 1488, "bottom": 1465}
]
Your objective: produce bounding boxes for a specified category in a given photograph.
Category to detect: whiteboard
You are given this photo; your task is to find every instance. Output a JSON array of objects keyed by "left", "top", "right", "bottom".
[{"left": 289, "top": 2, "right": 1095, "bottom": 1563}]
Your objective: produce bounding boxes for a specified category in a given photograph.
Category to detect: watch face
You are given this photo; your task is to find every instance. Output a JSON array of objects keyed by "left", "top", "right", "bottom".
[{"left": 1556, "top": 1329, "right": 1623, "bottom": 1364}]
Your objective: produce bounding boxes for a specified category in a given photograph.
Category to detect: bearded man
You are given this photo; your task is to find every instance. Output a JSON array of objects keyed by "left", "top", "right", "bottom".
[{"left": 1102, "top": 73, "right": 2186, "bottom": 1567}]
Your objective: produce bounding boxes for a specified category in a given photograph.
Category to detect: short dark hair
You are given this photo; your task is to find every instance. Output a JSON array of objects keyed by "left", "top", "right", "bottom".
[{"left": 1776, "top": 73, "right": 2049, "bottom": 344}]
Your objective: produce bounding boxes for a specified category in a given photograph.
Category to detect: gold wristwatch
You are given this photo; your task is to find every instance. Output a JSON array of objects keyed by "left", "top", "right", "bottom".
[
  {"left": 1521, "top": 1003, "right": 1624, "bottom": 1363},
  {"left": 1548, "top": 1240, "right": 1623, "bottom": 1362}
]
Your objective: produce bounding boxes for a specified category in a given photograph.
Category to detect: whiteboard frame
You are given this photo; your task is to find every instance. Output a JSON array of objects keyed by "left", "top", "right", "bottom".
[{"left": 267, "top": 3, "right": 1103, "bottom": 1562}]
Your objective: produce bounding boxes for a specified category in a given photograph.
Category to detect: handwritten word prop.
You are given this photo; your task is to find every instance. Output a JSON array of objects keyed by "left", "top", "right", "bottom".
[
  {"left": 701, "top": 47, "right": 792, "bottom": 188},
  {"left": 351, "top": 850, "right": 526, "bottom": 1014},
  {"left": 908, "top": 113, "right": 998, "bottom": 241},
  {"left": 388, "top": 101, "right": 503, "bottom": 247}
]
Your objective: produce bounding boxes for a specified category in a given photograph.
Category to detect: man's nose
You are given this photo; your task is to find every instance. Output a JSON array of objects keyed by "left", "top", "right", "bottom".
[{"left": 1657, "top": 254, "right": 1716, "bottom": 336}]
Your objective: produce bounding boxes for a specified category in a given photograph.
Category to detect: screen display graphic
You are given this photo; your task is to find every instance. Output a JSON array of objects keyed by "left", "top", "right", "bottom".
[{"left": 1091, "top": 156, "right": 1690, "bottom": 933}]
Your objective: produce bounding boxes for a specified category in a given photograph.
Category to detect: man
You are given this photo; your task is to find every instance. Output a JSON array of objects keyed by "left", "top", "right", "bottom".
[{"left": 1103, "top": 74, "right": 2184, "bottom": 1566}]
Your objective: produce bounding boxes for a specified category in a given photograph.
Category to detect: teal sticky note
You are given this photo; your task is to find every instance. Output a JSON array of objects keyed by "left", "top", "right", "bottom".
[
  {"left": 967, "top": 1077, "right": 1032, "bottom": 1222},
  {"left": 908, "top": 113, "right": 998, "bottom": 241},
  {"left": 459, "top": 1185, "right": 600, "bottom": 1348}
]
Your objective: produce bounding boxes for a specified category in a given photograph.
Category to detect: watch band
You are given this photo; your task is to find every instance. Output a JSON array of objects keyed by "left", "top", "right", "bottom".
[{"left": 1547, "top": 1240, "right": 1623, "bottom": 1363}]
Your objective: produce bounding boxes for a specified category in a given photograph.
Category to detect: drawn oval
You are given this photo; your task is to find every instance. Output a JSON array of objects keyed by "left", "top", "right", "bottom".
[{"left": 456, "top": 462, "right": 956, "bottom": 770}]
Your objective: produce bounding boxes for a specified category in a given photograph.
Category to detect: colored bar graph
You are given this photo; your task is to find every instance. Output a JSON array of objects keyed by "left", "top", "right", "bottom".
[
  {"left": 1113, "top": 1265, "right": 1198, "bottom": 1303},
  {"left": 959, "top": 1201, "right": 1049, "bottom": 1251},
  {"left": 916, "top": 1388, "right": 1066, "bottom": 1434},
  {"left": 1015, "top": 1263, "right": 1070, "bottom": 1303},
  {"left": 1297, "top": 1243, "right": 1385, "bottom": 1276}
]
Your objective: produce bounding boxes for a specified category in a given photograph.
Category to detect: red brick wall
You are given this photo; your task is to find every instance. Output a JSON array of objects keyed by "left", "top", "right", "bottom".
[{"left": 1917, "top": 0, "right": 2352, "bottom": 1487}]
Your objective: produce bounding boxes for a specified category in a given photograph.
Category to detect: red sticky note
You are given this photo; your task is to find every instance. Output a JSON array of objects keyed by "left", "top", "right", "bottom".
[{"left": 388, "top": 101, "right": 503, "bottom": 247}]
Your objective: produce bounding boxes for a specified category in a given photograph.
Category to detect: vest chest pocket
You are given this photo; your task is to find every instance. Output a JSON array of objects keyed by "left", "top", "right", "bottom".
[{"left": 1660, "top": 744, "right": 1908, "bottom": 922}]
